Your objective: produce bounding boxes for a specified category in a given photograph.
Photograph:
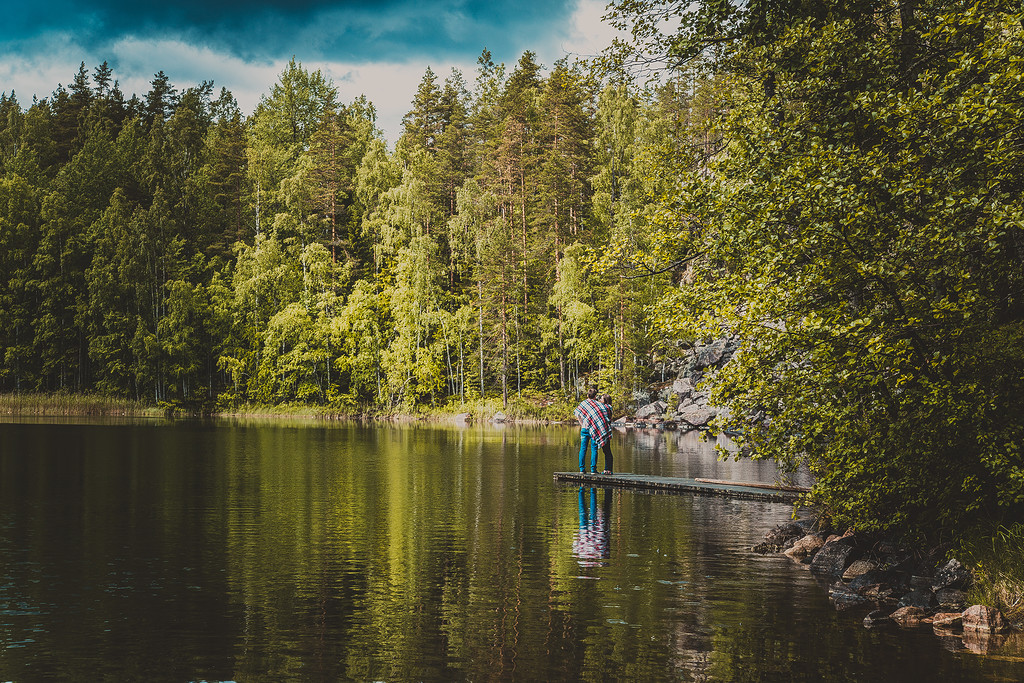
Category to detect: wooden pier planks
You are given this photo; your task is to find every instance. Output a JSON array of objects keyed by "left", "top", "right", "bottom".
[{"left": 553, "top": 471, "right": 805, "bottom": 503}]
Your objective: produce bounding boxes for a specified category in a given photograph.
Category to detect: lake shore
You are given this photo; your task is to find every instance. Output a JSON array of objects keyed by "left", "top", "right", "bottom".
[{"left": 0, "top": 391, "right": 577, "bottom": 423}]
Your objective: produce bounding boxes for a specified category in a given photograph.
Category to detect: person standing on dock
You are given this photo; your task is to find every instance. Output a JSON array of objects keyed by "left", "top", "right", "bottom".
[{"left": 574, "top": 388, "right": 610, "bottom": 473}]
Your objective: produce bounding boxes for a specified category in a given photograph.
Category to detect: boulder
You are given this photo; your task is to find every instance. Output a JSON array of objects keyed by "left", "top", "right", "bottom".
[
  {"left": 636, "top": 401, "right": 667, "bottom": 419},
  {"left": 898, "top": 588, "right": 937, "bottom": 610},
  {"left": 842, "top": 560, "right": 877, "bottom": 581},
  {"left": 453, "top": 412, "right": 471, "bottom": 423},
  {"left": 931, "top": 558, "right": 971, "bottom": 592},
  {"left": 753, "top": 523, "right": 804, "bottom": 554},
  {"left": 492, "top": 411, "right": 506, "bottom": 423},
  {"left": 696, "top": 338, "right": 728, "bottom": 367},
  {"left": 809, "top": 538, "right": 857, "bottom": 577},
  {"left": 672, "top": 377, "right": 694, "bottom": 398},
  {"left": 890, "top": 606, "right": 928, "bottom": 628},
  {"left": 678, "top": 406, "right": 715, "bottom": 428},
  {"left": 783, "top": 534, "right": 825, "bottom": 559},
  {"left": 928, "top": 612, "right": 963, "bottom": 628},
  {"left": 962, "top": 605, "right": 1011, "bottom": 634}
]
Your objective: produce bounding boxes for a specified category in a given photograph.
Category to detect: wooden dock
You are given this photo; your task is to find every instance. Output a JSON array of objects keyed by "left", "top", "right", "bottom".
[{"left": 553, "top": 472, "right": 809, "bottom": 503}]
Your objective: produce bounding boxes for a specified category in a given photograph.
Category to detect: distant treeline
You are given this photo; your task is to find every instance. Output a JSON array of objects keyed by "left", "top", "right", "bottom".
[{"left": 0, "top": 53, "right": 705, "bottom": 410}]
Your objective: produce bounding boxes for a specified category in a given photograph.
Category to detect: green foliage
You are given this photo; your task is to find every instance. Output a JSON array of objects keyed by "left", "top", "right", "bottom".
[
  {"left": 612, "top": 0, "right": 1024, "bottom": 535},
  {"left": 1, "top": 54, "right": 673, "bottom": 417}
]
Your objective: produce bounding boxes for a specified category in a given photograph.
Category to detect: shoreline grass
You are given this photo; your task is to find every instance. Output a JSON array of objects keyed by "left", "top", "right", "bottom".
[
  {"left": 0, "top": 392, "right": 159, "bottom": 417},
  {"left": 957, "top": 523, "right": 1024, "bottom": 626},
  {"left": 0, "top": 390, "right": 578, "bottom": 424}
]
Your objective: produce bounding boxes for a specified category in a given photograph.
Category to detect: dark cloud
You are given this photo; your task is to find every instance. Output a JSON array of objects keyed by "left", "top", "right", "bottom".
[{"left": 2, "top": 0, "right": 575, "bottom": 63}]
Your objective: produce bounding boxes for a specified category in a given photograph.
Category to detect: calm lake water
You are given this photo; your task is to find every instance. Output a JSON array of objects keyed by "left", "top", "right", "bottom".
[{"left": 0, "top": 418, "right": 1021, "bottom": 682}]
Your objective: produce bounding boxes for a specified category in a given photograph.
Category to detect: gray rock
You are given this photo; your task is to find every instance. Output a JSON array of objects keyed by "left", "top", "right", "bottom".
[
  {"left": 678, "top": 406, "right": 715, "bottom": 428},
  {"left": 932, "top": 558, "right": 971, "bottom": 592},
  {"left": 842, "top": 560, "right": 877, "bottom": 581},
  {"left": 809, "top": 539, "right": 856, "bottom": 577},
  {"left": 672, "top": 377, "right": 694, "bottom": 398},
  {"left": 453, "top": 412, "right": 472, "bottom": 423},
  {"left": 492, "top": 411, "right": 506, "bottom": 423},
  {"left": 636, "top": 401, "right": 667, "bottom": 419},
  {"left": 696, "top": 339, "right": 728, "bottom": 367}
]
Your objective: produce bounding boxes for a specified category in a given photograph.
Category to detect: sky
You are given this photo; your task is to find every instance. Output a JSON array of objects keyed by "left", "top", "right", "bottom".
[{"left": 0, "top": 0, "right": 622, "bottom": 145}]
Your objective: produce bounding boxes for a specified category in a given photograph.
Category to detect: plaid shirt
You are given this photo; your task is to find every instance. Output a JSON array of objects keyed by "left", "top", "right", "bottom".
[{"left": 574, "top": 398, "right": 611, "bottom": 447}]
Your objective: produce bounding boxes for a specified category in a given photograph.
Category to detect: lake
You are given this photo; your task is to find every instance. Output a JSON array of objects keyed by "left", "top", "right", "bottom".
[{"left": 0, "top": 418, "right": 1020, "bottom": 681}]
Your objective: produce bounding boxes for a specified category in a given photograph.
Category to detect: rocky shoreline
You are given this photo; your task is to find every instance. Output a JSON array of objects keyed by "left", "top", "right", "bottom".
[
  {"left": 626, "top": 337, "right": 742, "bottom": 432},
  {"left": 755, "top": 520, "right": 1023, "bottom": 656}
]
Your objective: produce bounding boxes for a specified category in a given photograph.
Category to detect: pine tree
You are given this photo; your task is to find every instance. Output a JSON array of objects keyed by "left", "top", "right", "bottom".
[
  {"left": 144, "top": 71, "right": 177, "bottom": 125},
  {"left": 202, "top": 88, "right": 249, "bottom": 260}
]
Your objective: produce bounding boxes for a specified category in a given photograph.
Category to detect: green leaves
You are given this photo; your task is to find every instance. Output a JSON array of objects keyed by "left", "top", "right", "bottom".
[{"left": 616, "top": 1, "right": 1024, "bottom": 535}]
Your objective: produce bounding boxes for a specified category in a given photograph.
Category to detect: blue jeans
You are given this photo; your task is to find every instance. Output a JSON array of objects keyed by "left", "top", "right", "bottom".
[{"left": 579, "top": 428, "right": 599, "bottom": 472}]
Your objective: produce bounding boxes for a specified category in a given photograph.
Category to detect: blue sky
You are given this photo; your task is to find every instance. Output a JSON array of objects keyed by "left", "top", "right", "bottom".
[{"left": 0, "top": 0, "right": 619, "bottom": 143}]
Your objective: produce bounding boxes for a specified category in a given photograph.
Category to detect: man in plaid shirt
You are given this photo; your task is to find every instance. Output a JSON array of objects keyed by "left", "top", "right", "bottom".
[{"left": 574, "top": 387, "right": 611, "bottom": 473}]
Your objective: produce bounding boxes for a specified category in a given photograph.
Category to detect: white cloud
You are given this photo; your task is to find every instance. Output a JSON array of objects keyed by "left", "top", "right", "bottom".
[
  {"left": 109, "top": 37, "right": 280, "bottom": 113},
  {"left": 556, "top": 0, "right": 623, "bottom": 61},
  {"left": 320, "top": 61, "right": 476, "bottom": 145},
  {"left": 0, "top": 32, "right": 90, "bottom": 101},
  {"left": 1, "top": 0, "right": 621, "bottom": 147}
]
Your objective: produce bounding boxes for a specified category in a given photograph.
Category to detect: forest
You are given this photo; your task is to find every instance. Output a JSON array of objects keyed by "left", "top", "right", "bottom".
[
  {"left": 0, "top": 52, "right": 691, "bottom": 414},
  {"left": 2, "top": 0, "right": 1024, "bottom": 542}
]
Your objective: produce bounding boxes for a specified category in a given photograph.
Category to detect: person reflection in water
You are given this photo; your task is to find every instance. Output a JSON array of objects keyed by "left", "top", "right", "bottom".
[{"left": 573, "top": 486, "right": 612, "bottom": 568}]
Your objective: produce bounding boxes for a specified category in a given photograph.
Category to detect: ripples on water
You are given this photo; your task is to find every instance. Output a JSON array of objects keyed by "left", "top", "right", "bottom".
[{"left": 0, "top": 419, "right": 1020, "bottom": 681}]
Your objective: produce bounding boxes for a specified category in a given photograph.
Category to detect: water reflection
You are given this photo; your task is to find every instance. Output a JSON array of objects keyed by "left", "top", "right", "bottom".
[
  {"left": 617, "top": 427, "right": 813, "bottom": 487},
  {"left": 0, "top": 419, "right": 1019, "bottom": 682},
  {"left": 572, "top": 487, "right": 611, "bottom": 569}
]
